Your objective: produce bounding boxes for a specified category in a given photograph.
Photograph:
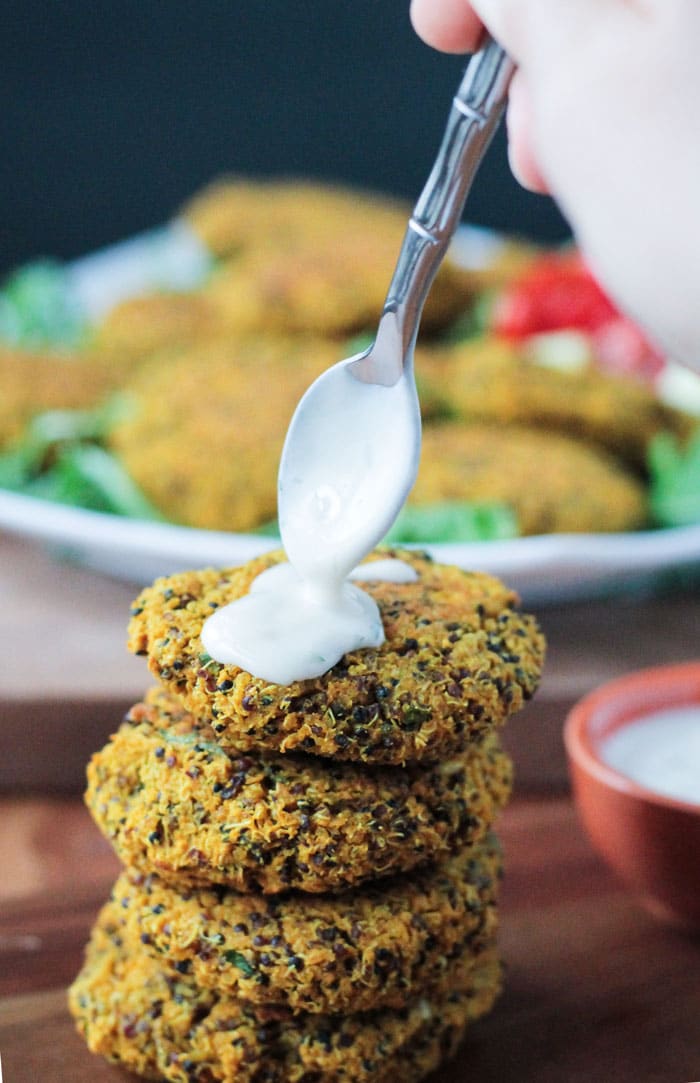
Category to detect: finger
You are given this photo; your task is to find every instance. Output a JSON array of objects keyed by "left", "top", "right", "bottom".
[
  {"left": 410, "top": 0, "right": 484, "bottom": 54},
  {"left": 506, "top": 70, "right": 550, "bottom": 194},
  {"left": 468, "top": 0, "right": 605, "bottom": 63}
]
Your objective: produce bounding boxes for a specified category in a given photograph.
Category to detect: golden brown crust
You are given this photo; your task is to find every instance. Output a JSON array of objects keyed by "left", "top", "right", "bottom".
[
  {"left": 69, "top": 912, "right": 502, "bottom": 1083},
  {"left": 104, "top": 836, "right": 501, "bottom": 1014},
  {"left": 86, "top": 686, "right": 512, "bottom": 894},
  {"left": 413, "top": 421, "right": 647, "bottom": 535},
  {"left": 127, "top": 550, "right": 545, "bottom": 765}
]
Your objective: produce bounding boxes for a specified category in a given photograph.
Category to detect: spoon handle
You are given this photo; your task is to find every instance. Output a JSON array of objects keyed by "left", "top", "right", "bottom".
[{"left": 382, "top": 38, "right": 515, "bottom": 363}]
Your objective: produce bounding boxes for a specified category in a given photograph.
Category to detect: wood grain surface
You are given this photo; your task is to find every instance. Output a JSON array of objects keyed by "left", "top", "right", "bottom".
[{"left": 1, "top": 797, "right": 698, "bottom": 1083}]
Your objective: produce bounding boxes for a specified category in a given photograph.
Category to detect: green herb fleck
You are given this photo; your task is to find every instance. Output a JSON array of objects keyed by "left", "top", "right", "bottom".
[
  {"left": 401, "top": 706, "right": 432, "bottom": 730},
  {"left": 223, "top": 950, "right": 256, "bottom": 977}
]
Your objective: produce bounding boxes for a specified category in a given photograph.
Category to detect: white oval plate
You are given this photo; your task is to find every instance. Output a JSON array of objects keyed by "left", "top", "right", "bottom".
[
  {"left": 4, "top": 221, "right": 700, "bottom": 604},
  {"left": 3, "top": 488, "right": 700, "bottom": 604}
]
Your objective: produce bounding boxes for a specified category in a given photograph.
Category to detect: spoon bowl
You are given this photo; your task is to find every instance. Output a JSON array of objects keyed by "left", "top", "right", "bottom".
[{"left": 278, "top": 343, "right": 421, "bottom": 584}]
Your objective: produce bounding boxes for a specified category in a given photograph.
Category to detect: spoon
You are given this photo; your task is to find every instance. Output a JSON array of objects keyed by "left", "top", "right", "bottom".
[{"left": 278, "top": 39, "right": 515, "bottom": 586}]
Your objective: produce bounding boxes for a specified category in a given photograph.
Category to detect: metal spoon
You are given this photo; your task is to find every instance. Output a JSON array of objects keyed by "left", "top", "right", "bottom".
[{"left": 278, "top": 40, "right": 514, "bottom": 581}]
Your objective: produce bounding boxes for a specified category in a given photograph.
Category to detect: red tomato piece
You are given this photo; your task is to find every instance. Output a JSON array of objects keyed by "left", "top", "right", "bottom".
[
  {"left": 491, "top": 252, "right": 617, "bottom": 339},
  {"left": 490, "top": 251, "right": 665, "bottom": 382}
]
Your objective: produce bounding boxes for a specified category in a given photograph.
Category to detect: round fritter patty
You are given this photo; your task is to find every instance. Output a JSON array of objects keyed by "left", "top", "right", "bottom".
[
  {"left": 69, "top": 912, "right": 501, "bottom": 1083},
  {"left": 103, "top": 836, "right": 500, "bottom": 1014},
  {"left": 108, "top": 337, "right": 338, "bottom": 532},
  {"left": 424, "top": 336, "right": 692, "bottom": 469},
  {"left": 182, "top": 177, "right": 476, "bottom": 336},
  {"left": 413, "top": 422, "right": 647, "bottom": 535},
  {"left": 127, "top": 549, "right": 545, "bottom": 765},
  {"left": 86, "top": 686, "right": 512, "bottom": 894}
]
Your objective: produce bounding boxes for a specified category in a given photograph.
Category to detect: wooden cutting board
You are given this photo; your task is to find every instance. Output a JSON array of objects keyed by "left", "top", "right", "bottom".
[
  {"left": 1, "top": 799, "right": 698, "bottom": 1083},
  {"left": 0, "top": 989, "right": 137, "bottom": 1082}
]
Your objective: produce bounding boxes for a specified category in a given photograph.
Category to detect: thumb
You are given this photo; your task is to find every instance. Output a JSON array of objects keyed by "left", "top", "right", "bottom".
[
  {"left": 506, "top": 69, "right": 550, "bottom": 193},
  {"left": 409, "top": 0, "right": 484, "bottom": 54}
]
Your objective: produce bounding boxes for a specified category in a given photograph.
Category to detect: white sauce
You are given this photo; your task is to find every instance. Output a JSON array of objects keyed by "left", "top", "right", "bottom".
[
  {"left": 201, "top": 361, "right": 421, "bottom": 685},
  {"left": 600, "top": 706, "right": 700, "bottom": 805},
  {"left": 201, "top": 558, "right": 417, "bottom": 685},
  {"left": 347, "top": 558, "right": 418, "bottom": 584}
]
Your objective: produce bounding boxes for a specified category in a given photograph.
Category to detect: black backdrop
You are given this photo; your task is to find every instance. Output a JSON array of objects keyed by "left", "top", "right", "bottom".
[{"left": 3, "top": 1, "right": 570, "bottom": 275}]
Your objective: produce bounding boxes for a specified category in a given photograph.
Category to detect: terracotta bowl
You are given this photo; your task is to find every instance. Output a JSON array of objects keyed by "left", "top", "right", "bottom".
[{"left": 564, "top": 660, "right": 700, "bottom": 929}]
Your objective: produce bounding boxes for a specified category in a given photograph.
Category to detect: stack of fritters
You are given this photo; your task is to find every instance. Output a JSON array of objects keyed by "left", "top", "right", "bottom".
[{"left": 70, "top": 549, "right": 545, "bottom": 1082}]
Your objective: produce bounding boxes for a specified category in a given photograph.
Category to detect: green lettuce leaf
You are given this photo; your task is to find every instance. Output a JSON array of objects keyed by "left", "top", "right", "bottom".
[
  {"left": 0, "top": 259, "right": 87, "bottom": 347},
  {"left": 384, "top": 500, "right": 519, "bottom": 543},
  {"left": 648, "top": 430, "right": 700, "bottom": 528},
  {"left": 0, "top": 397, "right": 160, "bottom": 519}
]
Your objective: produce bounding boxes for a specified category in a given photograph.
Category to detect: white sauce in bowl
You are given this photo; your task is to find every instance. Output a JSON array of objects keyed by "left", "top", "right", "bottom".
[{"left": 600, "top": 706, "right": 700, "bottom": 805}]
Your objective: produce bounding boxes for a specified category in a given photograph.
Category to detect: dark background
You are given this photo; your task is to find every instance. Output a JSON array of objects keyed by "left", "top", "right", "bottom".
[{"left": 3, "top": 1, "right": 570, "bottom": 275}]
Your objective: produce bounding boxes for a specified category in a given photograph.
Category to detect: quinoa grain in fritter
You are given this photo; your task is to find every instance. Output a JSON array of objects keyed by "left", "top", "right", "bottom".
[
  {"left": 127, "top": 549, "right": 545, "bottom": 765},
  {"left": 86, "top": 687, "right": 512, "bottom": 894},
  {"left": 105, "top": 835, "right": 500, "bottom": 1014}
]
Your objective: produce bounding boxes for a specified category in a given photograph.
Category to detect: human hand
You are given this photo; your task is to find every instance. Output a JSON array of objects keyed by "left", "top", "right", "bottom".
[{"left": 410, "top": 0, "right": 700, "bottom": 367}]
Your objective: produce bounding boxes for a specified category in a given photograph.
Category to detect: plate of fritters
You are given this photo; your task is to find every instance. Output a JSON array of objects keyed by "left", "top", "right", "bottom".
[{"left": 1, "top": 178, "right": 699, "bottom": 603}]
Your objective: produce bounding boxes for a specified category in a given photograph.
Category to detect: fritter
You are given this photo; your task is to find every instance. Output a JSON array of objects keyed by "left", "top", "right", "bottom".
[
  {"left": 0, "top": 346, "right": 116, "bottom": 450},
  {"left": 104, "top": 835, "right": 500, "bottom": 1014},
  {"left": 86, "top": 686, "right": 512, "bottom": 894},
  {"left": 106, "top": 334, "right": 460, "bottom": 532},
  {"left": 127, "top": 549, "right": 545, "bottom": 765},
  {"left": 180, "top": 177, "right": 412, "bottom": 259},
  {"left": 183, "top": 174, "right": 536, "bottom": 297},
  {"left": 413, "top": 422, "right": 647, "bottom": 535},
  {"left": 69, "top": 911, "right": 501, "bottom": 1083},
  {"left": 108, "top": 336, "right": 338, "bottom": 531},
  {"left": 93, "top": 292, "right": 224, "bottom": 371},
  {"left": 414, "top": 342, "right": 455, "bottom": 421},
  {"left": 182, "top": 177, "right": 476, "bottom": 336},
  {"left": 426, "top": 335, "right": 692, "bottom": 469},
  {"left": 204, "top": 240, "right": 472, "bottom": 339}
]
